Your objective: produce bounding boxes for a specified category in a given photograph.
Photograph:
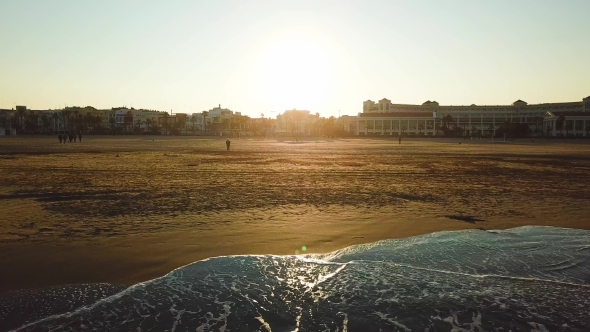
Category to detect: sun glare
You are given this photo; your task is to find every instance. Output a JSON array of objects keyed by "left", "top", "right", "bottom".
[{"left": 253, "top": 31, "right": 335, "bottom": 112}]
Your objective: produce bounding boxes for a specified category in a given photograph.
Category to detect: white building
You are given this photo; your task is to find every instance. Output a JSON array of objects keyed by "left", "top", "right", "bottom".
[
  {"left": 204, "top": 105, "right": 234, "bottom": 131},
  {"left": 349, "top": 97, "right": 590, "bottom": 137},
  {"left": 544, "top": 111, "right": 590, "bottom": 137},
  {"left": 358, "top": 112, "right": 436, "bottom": 136}
]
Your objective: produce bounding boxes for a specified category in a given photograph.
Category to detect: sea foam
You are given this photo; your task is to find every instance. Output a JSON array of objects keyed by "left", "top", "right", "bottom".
[{"left": 9, "top": 226, "right": 590, "bottom": 332}]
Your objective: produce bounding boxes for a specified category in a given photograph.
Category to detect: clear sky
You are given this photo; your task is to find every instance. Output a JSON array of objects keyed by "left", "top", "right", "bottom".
[{"left": 1, "top": 0, "right": 589, "bottom": 117}]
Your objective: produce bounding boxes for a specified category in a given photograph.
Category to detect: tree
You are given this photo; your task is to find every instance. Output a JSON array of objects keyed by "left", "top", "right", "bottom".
[
  {"left": 498, "top": 121, "right": 530, "bottom": 138},
  {"left": 190, "top": 114, "right": 197, "bottom": 135},
  {"left": 487, "top": 123, "right": 494, "bottom": 136},
  {"left": 109, "top": 117, "right": 116, "bottom": 134},
  {"left": 84, "top": 113, "right": 94, "bottom": 132},
  {"left": 124, "top": 111, "right": 133, "bottom": 133},
  {"left": 326, "top": 116, "right": 336, "bottom": 137},
  {"left": 62, "top": 110, "right": 71, "bottom": 132},
  {"left": 442, "top": 114, "right": 453, "bottom": 128},
  {"left": 144, "top": 118, "right": 152, "bottom": 133},
  {"left": 439, "top": 115, "right": 454, "bottom": 136},
  {"left": 201, "top": 111, "right": 208, "bottom": 132},
  {"left": 135, "top": 119, "right": 142, "bottom": 133},
  {"left": 452, "top": 124, "right": 463, "bottom": 137},
  {"left": 174, "top": 113, "right": 187, "bottom": 134},
  {"left": 92, "top": 114, "right": 99, "bottom": 131},
  {"left": 41, "top": 114, "right": 50, "bottom": 133},
  {"left": 0, "top": 114, "right": 7, "bottom": 129},
  {"left": 52, "top": 112, "right": 60, "bottom": 131},
  {"left": 72, "top": 110, "right": 80, "bottom": 132},
  {"left": 162, "top": 112, "right": 170, "bottom": 135},
  {"left": 76, "top": 113, "right": 83, "bottom": 133}
]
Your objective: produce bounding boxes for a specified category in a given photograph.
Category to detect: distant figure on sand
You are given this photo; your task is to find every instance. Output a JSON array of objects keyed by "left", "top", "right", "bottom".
[
  {"left": 73, "top": 134, "right": 77, "bottom": 143},
  {"left": 78, "top": 134, "right": 82, "bottom": 142},
  {"left": 69, "top": 134, "right": 73, "bottom": 143},
  {"left": 226, "top": 138, "right": 231, "bottom": 151},
  {"left": 58, "top": 134, "right": 62, "bottom": 144},
  {"left": 399, "top": 137, "right": 401, "bottom": 144}
]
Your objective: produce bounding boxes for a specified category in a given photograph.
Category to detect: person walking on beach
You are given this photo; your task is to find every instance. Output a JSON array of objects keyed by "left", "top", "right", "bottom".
[
  {"left": 399, "top": 137, "right": 402, "bottom": 144},
  {"left": 78, "top": 133, "right": 82, "bottom": 142},
  {"left": 226, "top": 138, "right": 231, "bottom": 151},
  {"left": 69, "top": 134, "right": 73, "bottom": 143},
  {"left": 58, "top": 134, "right": 62, "bottom": 144}
]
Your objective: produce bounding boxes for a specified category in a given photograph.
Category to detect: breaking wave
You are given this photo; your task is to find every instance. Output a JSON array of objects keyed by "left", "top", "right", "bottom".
[{"left": 7, "top": 226, "right": 590, "bottom": 331}]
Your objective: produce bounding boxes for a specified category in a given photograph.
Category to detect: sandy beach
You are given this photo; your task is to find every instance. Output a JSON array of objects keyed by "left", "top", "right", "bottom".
[{"left": 1, "top": 136, "right": 590, "bottom": 292}]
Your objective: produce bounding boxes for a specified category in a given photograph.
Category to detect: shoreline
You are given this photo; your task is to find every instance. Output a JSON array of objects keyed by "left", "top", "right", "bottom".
[
  {"left": 2, "top": 211, "right": 589, "bottom": 293},
  {"left": 2, "top": 137, "right": 590, "bottom": 292}
]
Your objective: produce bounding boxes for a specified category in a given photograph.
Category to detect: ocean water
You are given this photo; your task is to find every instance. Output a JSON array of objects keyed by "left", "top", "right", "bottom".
[{"left": 6, "top": 226, "right": 590, "bottom": 332}]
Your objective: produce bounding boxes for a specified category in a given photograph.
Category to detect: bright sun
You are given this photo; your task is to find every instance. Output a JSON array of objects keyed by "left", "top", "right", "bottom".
[{"left": 253, "top": 31, "right": 334, "bottom": 112}]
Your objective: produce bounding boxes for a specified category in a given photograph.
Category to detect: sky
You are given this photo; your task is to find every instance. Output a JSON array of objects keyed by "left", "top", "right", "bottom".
[{"left": 1, "top": 0, "right": 589, "bottom": 118}]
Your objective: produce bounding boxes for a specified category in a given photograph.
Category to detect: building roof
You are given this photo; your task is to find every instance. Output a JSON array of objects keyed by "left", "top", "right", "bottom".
[{"left": 359, "top": 112, "right": 433, "bottom": 118}]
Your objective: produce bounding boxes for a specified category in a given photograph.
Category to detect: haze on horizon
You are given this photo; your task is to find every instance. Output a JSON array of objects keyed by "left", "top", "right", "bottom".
[{"left": 1, "top": 0, "right": 589, "bottom": 118}]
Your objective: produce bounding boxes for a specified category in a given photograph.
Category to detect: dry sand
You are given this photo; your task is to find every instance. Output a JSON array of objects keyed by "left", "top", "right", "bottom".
[{"left": 1, "top": 136, "right": 590, "bottom": 292}]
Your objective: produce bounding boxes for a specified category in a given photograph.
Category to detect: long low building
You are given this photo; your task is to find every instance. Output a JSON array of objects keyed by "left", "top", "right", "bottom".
[
  {"left": 544, "top": 111, "right": 590, "bottom": 137},
  {"left": 344, "top": 96, "right": 590, "bottom": 137}
]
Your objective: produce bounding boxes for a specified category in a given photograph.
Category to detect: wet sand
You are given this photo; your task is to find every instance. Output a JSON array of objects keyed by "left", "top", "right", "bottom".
[{"left": 1, "top": 136, "right": 589, "bottom": 292}]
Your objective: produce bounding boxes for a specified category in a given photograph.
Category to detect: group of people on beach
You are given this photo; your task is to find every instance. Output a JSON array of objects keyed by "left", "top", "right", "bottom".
[{"left": 58, "top": 133, "right": 82, "bottom": 144}]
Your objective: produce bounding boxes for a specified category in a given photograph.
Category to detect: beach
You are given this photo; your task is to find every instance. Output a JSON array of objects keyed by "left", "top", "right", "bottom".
[{"left": 1, "top": 136, "right": 590, "bottom": 292}]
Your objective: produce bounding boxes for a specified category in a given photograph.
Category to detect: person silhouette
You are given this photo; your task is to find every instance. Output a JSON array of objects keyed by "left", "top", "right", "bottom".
[
  {"left": 78, "top": 133, "right": 82, "bottom": 142},
  {"left": 226, "top": 138, "right": 231, "bottom": 151},
  {"left": 58, "top": 134, "right": 62, "bottom": 144}
]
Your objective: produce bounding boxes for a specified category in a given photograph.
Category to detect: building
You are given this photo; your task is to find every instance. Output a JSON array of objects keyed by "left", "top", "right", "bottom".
[
  {"left": 0, "top": 109, "right": 16, "bottom": 135},
  {"left": 204, "top": 105, "right": 235, "bottom": 131},
  {"left": 351, "top": 96, "right": 590, "bottom": 137},
  {"left": 358, "top": 112, "right": 437, "bottom": 136},
  {"left": 544, "top": 111, "right": 590, "bottom": 137},
  {"left": 275, "top": 109, "right": 319, "bottom": 135}
]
